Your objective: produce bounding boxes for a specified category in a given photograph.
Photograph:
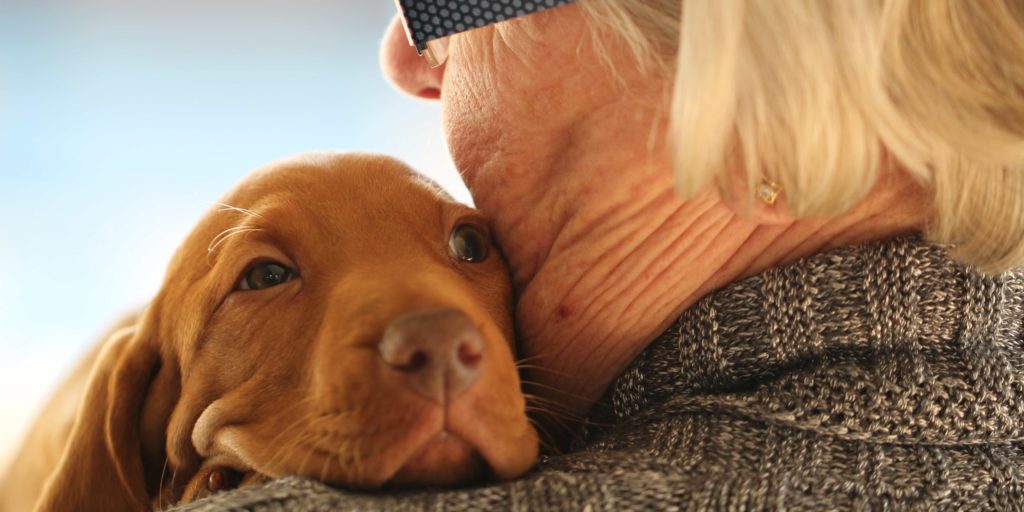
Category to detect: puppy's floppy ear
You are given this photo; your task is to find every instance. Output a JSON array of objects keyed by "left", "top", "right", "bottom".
[{"left": 34, "top": 309, "right": 179, "bottom": 512}]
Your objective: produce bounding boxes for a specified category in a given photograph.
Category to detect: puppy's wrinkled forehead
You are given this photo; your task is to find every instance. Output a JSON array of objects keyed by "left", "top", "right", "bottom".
[
  {"left": 228, "top": 152, "right": 450, "bottom": 223},
  {"left": 168, "top": 152, "right": 463, "bottom": 279},
  {"left": 231, "top": 152, "right": 448, "bottom": 229}
]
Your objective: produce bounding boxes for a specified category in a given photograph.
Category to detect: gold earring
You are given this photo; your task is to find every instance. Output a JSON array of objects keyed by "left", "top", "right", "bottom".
[{"left": 756, "top": 178, "right": 782, "bottom": 206}]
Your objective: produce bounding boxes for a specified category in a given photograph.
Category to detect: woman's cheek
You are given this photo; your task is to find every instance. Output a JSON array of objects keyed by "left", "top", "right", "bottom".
[{"left": 440, "top": 57, "right": 514, "bottom": 184}]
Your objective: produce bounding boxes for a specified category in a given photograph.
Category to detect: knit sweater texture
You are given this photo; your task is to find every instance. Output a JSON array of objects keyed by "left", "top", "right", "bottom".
[{"left": 173, "top": 236, "right": 1024, "bottom": 511}]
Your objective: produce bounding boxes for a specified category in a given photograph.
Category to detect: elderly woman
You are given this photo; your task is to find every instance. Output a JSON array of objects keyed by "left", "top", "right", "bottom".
[{"left": 182, "top": 0, "right": 1024, "bottom": 509}]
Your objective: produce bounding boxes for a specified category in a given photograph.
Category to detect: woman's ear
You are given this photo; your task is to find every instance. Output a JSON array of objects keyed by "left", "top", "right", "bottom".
[
  {"left": 715, "top": 167, "right": 795, "bottom": 226},
  {"left": 34, "top": 312, "right": 178, "bottom": 512}
]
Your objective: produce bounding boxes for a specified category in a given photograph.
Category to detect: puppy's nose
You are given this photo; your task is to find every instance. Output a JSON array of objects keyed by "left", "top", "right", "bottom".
[{"left": 379, "top": 309, "right": 484, "bottom": 403}]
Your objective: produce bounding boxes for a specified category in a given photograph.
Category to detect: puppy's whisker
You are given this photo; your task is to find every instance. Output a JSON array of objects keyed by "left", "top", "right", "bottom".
[
  {"left": 264, "top": 410, "right": 315, "bottom": 472},
  {"left": 351, "top": 437, "right": 365, "bottom": 485},
  {"left": 305, "top": 415, "right": 346, "bottom": 483},
  {"left": 515, "top": 364, "right": 572, "bottom": 378},
  {"left": 410, "top": 173, "right": 455, "bottom": 203},
  {"left": 520, "top": 380, "right": 598, "bottom": 404},
  {"left": 295, "top": 431, "right": 320, "bottom": 480},
  {"left": 170, "top": 466, "right": 183, "bottom": 510},
  {"left": 340, "top": 447, "right": 353, "bottom": 486},
  {"left": 528, "top": 417, "right": 568, "bottom": 456},
  {"left": 513, "top": 354, "right": 549, "bottom": 366},
  {"left": 531, "top": 409, "right": 588, "bottom": 447},
  {"left": 524, "top": 401, "right": 587, "bottom": 427},
  {"left": 213, "top": 202, "right": 265, "bottom": 220},
  {"left": 318, "top": 436, "right": 332, "bottom": 484},
  {"left": 341, "top": 437, "right": 363, "bottom": 484},
  {"left": 522, "top": 393, "right": 580, "bottom": 414},
  {"left": 294, "top": 414, "right": 343, "bottom": 477},
  {"left": 207, "top": 226, "right": 261, "bottom": 255},
  {"left": 524, "top": 392, "right": 614, "bottom": 430},
  {"left": 262, "top": 405, "right": 309, "bottom": 452},
  {"left": 331, "top": 440, "right": 348, "bottom": 483},
  {"left": 523, "top": 387, "right": 613, "bottom": 415},
  {"left": 157, "top": 457, "right": 171, "bottom": 510},
  {"left": 526, "top": 416, "right": 560, "bottom": 454},
  {"left": 524, "top": 401, "right": 578, "bottom": 427},
  {"left": 522, "top": 396, "right": 590, "bottom": 442}
]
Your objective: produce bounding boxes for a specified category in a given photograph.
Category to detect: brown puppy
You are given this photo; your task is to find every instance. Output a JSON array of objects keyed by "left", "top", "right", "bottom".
[{"left": 0, "top": 152, "right": 538, "bottom": 511}]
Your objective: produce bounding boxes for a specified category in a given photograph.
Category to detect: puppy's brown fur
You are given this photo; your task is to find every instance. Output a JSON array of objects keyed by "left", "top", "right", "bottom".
[{"left": 0, "top": 152, "right": 538, "bottom": 511}]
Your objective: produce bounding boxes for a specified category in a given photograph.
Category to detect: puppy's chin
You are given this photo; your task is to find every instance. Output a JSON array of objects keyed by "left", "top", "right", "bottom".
[{"left": 387, "top": 432, "right": 488, "bottom": 487}]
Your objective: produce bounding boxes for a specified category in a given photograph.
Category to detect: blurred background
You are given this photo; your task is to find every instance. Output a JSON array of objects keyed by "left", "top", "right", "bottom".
[{"left": 0, "top": 0, "right": 464, "bottom": 465}]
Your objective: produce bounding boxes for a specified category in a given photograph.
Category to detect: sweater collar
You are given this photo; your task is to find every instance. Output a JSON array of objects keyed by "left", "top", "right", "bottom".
[{"left": 597, "top": 235, "right": 1024, "bottom": 445}]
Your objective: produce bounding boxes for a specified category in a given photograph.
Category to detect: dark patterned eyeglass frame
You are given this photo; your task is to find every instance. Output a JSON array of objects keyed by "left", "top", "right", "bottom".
[{"left": 395, "top": 0, "right": 576, "bottom": 67}]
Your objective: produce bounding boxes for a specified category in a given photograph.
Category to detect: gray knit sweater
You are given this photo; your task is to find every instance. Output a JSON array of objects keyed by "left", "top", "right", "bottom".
[{"left": 174, "top": 236, "right": 1024, "bottom": 511}]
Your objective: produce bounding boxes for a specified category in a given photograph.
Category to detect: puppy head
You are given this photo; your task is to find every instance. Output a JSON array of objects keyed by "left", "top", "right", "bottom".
[
  {"left": 171, "top": 152, "right": 538, "bottom": 486},
  {"left": 38, "top": 152, "right": 538, "bottom": 511}
]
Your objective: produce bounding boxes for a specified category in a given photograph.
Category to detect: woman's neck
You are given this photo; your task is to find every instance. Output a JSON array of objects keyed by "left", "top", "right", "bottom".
[{"left": 469, "top": 138, "right": 929, "bottom": 436}]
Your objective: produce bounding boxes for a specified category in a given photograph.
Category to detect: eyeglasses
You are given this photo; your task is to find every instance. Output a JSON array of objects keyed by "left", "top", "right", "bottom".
[{"left": 395, "top": 0, "right": 575, "bottom": 68}]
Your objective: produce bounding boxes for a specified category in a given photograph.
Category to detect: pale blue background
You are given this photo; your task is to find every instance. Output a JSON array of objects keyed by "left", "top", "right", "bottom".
[{"left": 0, "top": 0, "right": 464, "bottom": 463}]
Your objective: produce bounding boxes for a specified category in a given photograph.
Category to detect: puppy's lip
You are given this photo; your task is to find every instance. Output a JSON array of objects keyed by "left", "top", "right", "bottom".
[
  {"left": 387, "top": 430, "right": 488, "bottom": 486},
  {"left": 383, "top": 396, "right": 538, "bottom": 486},
  {"left": 446, "top": 402, "right": 539, "bottom": 481}
]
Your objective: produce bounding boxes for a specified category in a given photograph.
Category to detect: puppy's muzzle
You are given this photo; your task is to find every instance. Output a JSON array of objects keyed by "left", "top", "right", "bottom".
[{"left": 379, "top": 309, "right": 484, "bottom": 403}]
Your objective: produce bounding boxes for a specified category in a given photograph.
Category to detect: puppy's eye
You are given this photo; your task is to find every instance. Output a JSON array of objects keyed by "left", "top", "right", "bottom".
[
  {"left": 449, "top": 224, "right": 490, "bottom": 263},
  {"left": 238, "top": 261, "right": 297, "bottom": 290},
  {"left": 206, "top": 467, "right": 243, "bottom": 493}
]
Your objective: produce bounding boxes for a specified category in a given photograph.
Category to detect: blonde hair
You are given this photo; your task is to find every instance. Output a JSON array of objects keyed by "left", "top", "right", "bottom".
[{"left": 578, "top": 0, "right": 1024, "bottom": 273}]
